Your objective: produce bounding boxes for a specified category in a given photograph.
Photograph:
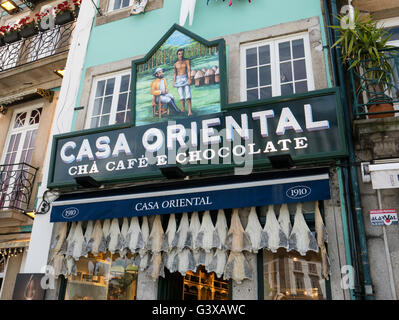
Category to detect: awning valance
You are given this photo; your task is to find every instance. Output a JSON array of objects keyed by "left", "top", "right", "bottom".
[{"left": 50, "top": 170, "right": 331, "bottom": 222}]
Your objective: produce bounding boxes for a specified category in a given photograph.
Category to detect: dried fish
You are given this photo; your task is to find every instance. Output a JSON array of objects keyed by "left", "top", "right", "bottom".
[
  {"left": 65, "top": 256, "right": 77, "bottom": 276},
  {"left": 245, "top": 207, "right": 263, "bottom": 253},
  {"left": 65, "top": 222, "right": 77, "bottom": 257},
  {"left": 87, "top": 220, "right": 106, "bottom": 255},
  {"left": 189, "top": 212, "right": 201, "bottom": 250},
  {"left": 215, "top": 209, "right": 228, "bottom": 249},
  {"left": 108, "top": 218, "right": 122, "bottom": 254},
  {"left": 223, "top": 252, "right": 252, "bottom": 284},
  {"left": 162, "top": 214, "right": 177, "bottom": 251},
  {"left": 195, "top": 211, "right": 220, "bottom": 252},
  {"left": 163, "top": 247, "right": 179, "bottom": 273},
  {"left": 51, "top": 254, "right": 66, "bottom": 278},
  {"left": 225, "top": 209, "right": 251, "bottom": 252},
  {"left": 102, "top": 219, "right": 111, "bottom": 250},
  {"left": 84, "top": 220, "right": 94, "bottom": 243},
  {"left": 139, "top": 216, "right": 150, "bottom": 257},
  {"left": 261, "top": 205, "right": 288, "bottom": 252},
  {"left": 207, "top": 249, "right": 228, "bottom": 278},
  {"left": 174, "top": 248, "right": 197, "bottom": 276},
  {"left": 71, "top": 221, "right": 86, "bottom": 260},
  {"left": 146, "top": 252, "right": 165, "bottom": 281},
  {"left": 288, "top": 203, "right": 319, "bottom": 256},
  {"left": 146, "top": 215, "right": 164, "bottom": 253},
  {"left": 50, "top": 223, "right": 68, "bottom": 256},
  {"left": 127, "top": 216, "right": 144, "bottom": 253},
  {"left": 315, "top": 201, "right": 330, "bottom": 279},
  {"left": 119, "top": 217, "right": 130, "bottom": 257},
  {"left": 197, "top": 248, "right": 215, "bottom": 269},
  {"left": 172, "top": 213, "right": 192, "bottom": 250},
  {"left": 138, "top": 252, "right": 151, "bottom": 271},
  {"left": 278, "top": 203, "right": 292, "bottom": 240}
]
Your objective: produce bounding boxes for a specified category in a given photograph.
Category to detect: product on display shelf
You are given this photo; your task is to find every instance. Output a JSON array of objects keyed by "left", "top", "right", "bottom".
[
  {"left": 189, "top": 211, "right": 201, "bottom": 250},
  {"left": 87, "top": 220, "right": 106, "bottom": 255},
  {"left": 196, "top": 248, "right": 215, "bottom": 270},
  {"left": 261, "top": 205, "right": 288, "bottom": 252},
  {"left": 146, "top": 215, "right": 165, "bottom": 253},
  {"left": 102, "top": 219, "right": 112, "bottom": 251},
  {"left": 245, "top": 206, "right": 264, "bottom": 253},
  {"left": 139, "top": 216, "right": 150, "bottom": 258},
  {"left": 126, "top": 216, "right": 144, "bottom": 253},
  {"left": 215, "top": 209, "right": 228, "bottom": 249},
  {"left": 172, "top": 212, "right": 192, "bottom": 250},
  {"left": 146, "top": 252, "right": 165, "bottom": 281},
  {"left": 207, "top": 248, "right": 228, "bottom": 278},
  {"left": 195, "top": 210, "right": 220, "bottom": 253},
  {"left": 119, "top": 217, "right": 130, "bottom": 257},
  {"left": 174, "top": 247, "right": 197, "bottom": 276},
  {"left": 50, "top": 222, "right": 68, "bottom": 258},
  {"left": 223, "top": 251, "right": 252, "bottom": 284},
  {"left": 163, "top": 247, "right": 179, "bottom": 273},
  {"left": 162, "top": 213, "right": 177, "bottom": 251},
  {"left": 108, "top": 218, "right": 122, "bottom": 254},
  {"left": 84, "top": 220, "right": 94, "bottom": 245},
  {"left": 65, "top": 222, "right": 77, "bottom": 256},
  {"left": 224, "top": 208, "right": 251, "bottom": 253},
  {"left": 71, "top": 221, "right": 87, "bottom": 260}
]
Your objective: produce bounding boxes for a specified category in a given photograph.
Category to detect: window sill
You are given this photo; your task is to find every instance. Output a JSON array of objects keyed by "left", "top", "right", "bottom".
[{"left": 96, "top": 0, "right": 163, "bottom": 27}]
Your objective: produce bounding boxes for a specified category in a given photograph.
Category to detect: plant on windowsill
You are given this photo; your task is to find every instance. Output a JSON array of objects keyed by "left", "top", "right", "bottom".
[
  {"left": 35, "top": 9, "right": 52, "bottom": 32},
  {"left": 73, "top": 0, "right": 81, "bottom": 18},
  {"left": 18, "top": 16, "right": 39, "bottom": 38},
  {"left": 54, "top": 1, "right": 75, "bottom": 25},
  {"left": 1, "top": 24, "right": 21, "bottom": 44},
  {"left": 330, "top": 9, "right": 395, "bottom": 118}
]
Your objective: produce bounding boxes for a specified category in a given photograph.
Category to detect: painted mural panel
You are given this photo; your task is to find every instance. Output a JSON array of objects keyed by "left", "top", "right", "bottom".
[{"left": 134, "top": 30, "right": 221, "bottom": 126}]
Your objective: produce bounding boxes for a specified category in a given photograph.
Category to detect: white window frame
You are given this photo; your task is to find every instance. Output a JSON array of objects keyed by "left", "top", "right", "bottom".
[
  {"left": 107, "top": 0, "right": 134, "bottom": 13},
  {"left": 85, "top": 70, "right": 132, "bottom": 129},
  {"left": 240, "top": 33, "right": 315, "bottom": 102},
  {"left": 0, "top": 256, "right": 8, "bottom": 298}
]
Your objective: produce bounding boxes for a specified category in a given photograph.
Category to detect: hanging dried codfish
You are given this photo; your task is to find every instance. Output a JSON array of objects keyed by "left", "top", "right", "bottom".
[
  {"left": 190, "top": 212, "right": 201, "bottom": 250},
  {"left": 86, "top": 220, "right": 106, "bottom": 255},
  {"left": 315, "top": 201, "right": 330, "bottom": 279},
  {"left": 127, "top": 216, "right": 144, "bottom": 253},
  {"left": 223, "top": 252, "right": 252, "bottom": 284},
  {"left": 174, "top": 248, "right": 197, "bottom": 276},
  {"left": 225, "top": 208, "right": 252, "bottom": 252},
  {"left": 288, "top": 203, "right": 319, "bottom": 256},
  {"left": 108, "top": 218, "right": 122, "bottom": 254},
  {"left": 146, "top": 215, "right": 165, "bottom": 253},
  {"left": 137, "top": 252, "right": 152, "bottom": 271},
  {"left": 163, "top": 247, "right": 179, "bottom": 273},
  {"left": 119, "top": 217, "right": 130, "bottom": 257},
  {"left": 215, "top": 209, "right": 228, "bottom": 249},
  {"left": 139, "top": 216, "right": 150, "bottom": 258},
  {"left": 261, "top": 205, "right": 288, "bottom": 252},
  {"left": 102, "top": 219, "right": 112, "bottom": 250},
  {"left": 172, "top": 213, "right": 192, "bottom": 250},
  {"left": 195, "top": 211, "right": 220, "bottom": 252},
  {"left": 245, "top": 207, "right": 264, "bottom": 253},
  {"left": 207, "top": 249, "right": 228, "bottom": 278},
  {"left": 84, "top": 220, "right": 94, "bottom": 243},
  {"left": 50, "top": 254, "right": 66, "bottom": 278},
  {"left": 70, "top": 221, "right": 87, "bottom": 260},
  {"left": 50, "top": 223, "right": 68, "bottom": 257},
  {"left": 278, "top": 203, "right": 292, "bottom": 240},
  {"left": 146, "top": 252, "right": 165, "bottom": 282},
  {"left": 65, "top": 256, "right": 77, "bottom": 276},
  {"left": 162, "top": 214, "right": 177, "bottom": 252},
  {"left": 197, "top": 248, "right": 215, "bottom": 270},
  {"left": 65, "top": 222, "right": 77, "bottom": 256}
]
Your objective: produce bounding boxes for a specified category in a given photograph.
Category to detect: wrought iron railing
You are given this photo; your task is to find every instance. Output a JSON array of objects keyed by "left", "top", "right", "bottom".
[
  {"left": 0, "top": 162, "right": 38, "bottom": 213},
  {"left": 0, "top": 21, "right": 75, "bottom": 72},
  {"left": 349, "top": 47, "right": 399, "bottom": 119}
]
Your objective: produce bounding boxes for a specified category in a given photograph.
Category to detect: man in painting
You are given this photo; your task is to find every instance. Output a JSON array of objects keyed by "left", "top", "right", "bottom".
[
  {"left": 151, "top": 67, "right": 182, "bottom": 114},
  {"left": 173, "top": 48, "right": 192, "bottom": 116}
]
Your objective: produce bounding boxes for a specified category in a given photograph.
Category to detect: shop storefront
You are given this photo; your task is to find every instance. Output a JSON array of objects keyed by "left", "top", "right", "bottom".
[{"left": 41, "top": 25, "right": 348, "bottom": 300}]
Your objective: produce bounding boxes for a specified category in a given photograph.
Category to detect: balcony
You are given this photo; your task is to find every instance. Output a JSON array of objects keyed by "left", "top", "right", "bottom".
[
  {"left": 349, "top": 47, "right": 399, "bottom": 119},
  {"left": 0, "top": 20, "right": 75, "bottom": 99},
  {"left": 0, "top": 162, "right": 38, "bottom": 225}
]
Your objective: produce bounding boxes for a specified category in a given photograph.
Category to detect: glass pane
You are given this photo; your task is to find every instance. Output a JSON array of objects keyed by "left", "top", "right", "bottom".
[
  {"left": 117, "top": 93, "right": 127, "bottom": 111},
  {"left": 247, "top": 89, "right": 258, "bottom": 101},
  {"left": 293, "top": 59, "right": 307, "bottom": 80},
  {"left": 93, "top": 98, "right": 102, "bottom": 116},
  {"left": 29, "top": 130, "right": 37, "bottom": 148},
  {"left": 260, "top": 87, "right": 272, "bottom": 99},
  {"left": 14, "top": 112, "right": 27, "bottom": 128},
  {"left": 96, "top": 80, "right": 106, "bottom": 98},
  {"left": 259, "top": 45, "right": 270, "bottom": 65},
  {"left": 30, "top": 108, "right": 42, "bottom": 125},
  {"left": 101, "top": 115, "right": 110, "bottom": 127},
  {"left": 259, "top": 65, "right": 271, "bottom": 86},
  {"left": 23, "top": 131, "right": 32, "bottom": 150},
  {"left": 103, "top": 96, "right": 113, "bottom": 114},
  {"left": 115, "top": 112, "right": 125, "bottom": 124},
  {"left": 281, "top": 83, "right": 293, "bottom": 95},
  {"left": 25, "top": 149, "right": 34, "bottom": 164},
  {"left": 295, "top": 81, "right": 308, "bottom": 93},
  {"left": 292, "top": 39, "right": 305, "bottom": 59},
  {"left": 125, "top": 111, "right": 130, "bottom": 123},
  {"left": 90, "top": 117, "right": 99, "bottom": 129},
  {"left": 246, "top": 68, "right": 258, "bottom": 89},
  {"left": 279, "top": 41, "right": 291, "bottom": 61},
  {"left": 7, "top": 135, "right": 16, "bottom": 153},
  {"left": 122, "top": 0, "right": 130, "bottom": 8},
  {"left": 280, "top": 62, "right": 292, "bottom": 83},
  {"left": 120, "top": 75, "right": 130, "bottom": 92},
  {"left": 246, "top": 48, "right": 258, "bottom": 68},
  {"left": 113, "top": 0, "right": 121, "bottom": 10},
  {"left": 105, "top": 78, "right": 115, "bottom": 96}
]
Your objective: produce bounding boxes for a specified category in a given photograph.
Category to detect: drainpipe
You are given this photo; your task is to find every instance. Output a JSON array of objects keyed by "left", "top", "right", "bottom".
[{"left": 327, "top": 0, "right": 374, "bottom": 299}]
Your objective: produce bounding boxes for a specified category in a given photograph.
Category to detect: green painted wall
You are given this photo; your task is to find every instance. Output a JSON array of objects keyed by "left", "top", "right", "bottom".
[{"left": 75, "top": 0, "right": 330, "bottom": 128}]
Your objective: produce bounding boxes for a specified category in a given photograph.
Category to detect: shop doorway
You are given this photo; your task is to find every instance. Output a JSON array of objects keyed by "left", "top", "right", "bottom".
[{"left": 158, "top": 266, "right": 230, "bottom": 300}]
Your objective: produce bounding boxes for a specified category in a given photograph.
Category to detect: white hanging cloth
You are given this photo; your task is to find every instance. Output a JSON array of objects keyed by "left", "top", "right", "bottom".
[{"left": 179, "top": 0, "right": 197, "bottom": 26}]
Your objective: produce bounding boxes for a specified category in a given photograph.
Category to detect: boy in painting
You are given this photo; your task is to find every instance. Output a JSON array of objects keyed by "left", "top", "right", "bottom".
[
  {"left": 151, "top": 67, "right": 182, "bottom": 114},
  {"left": 173, "top": 48, "right": 192, "bottom": 116}
]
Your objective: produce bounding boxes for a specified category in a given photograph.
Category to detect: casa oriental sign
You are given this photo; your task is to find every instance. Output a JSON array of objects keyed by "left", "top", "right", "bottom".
[{"left": 48, "top": 89, "right": 347, "bottom": 188}]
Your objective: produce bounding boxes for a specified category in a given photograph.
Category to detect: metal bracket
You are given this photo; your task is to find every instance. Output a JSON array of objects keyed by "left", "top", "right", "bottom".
[{"left": 36, "top": 88, "right": 54, "bottom": 102}]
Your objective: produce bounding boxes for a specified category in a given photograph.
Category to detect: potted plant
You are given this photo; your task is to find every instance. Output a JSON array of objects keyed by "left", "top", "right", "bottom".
[
  {"left": 73, "top": 0, "right": 81, "bottom": 18},
  {"left": 331, "top": 9, "right": 395, "bottom": 118},
  {"left": 54, "top": 1, "right": 74, "bottom": 25},
  {"left": 35, "top": 9, "right": 52, "bottom": 32},
  {"left": 18, "top": 16, "right": 39, "bottom": 38},
  {"left": 2, "top": 24, "right": 21, "bottom": 44}
]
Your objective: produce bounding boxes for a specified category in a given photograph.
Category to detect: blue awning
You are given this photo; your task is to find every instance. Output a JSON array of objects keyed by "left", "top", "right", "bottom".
[{"left": 50, "top": 171, "right": 331, "bottom": 222}]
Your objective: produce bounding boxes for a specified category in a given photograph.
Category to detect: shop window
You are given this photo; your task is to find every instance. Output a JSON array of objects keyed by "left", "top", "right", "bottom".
[
  {"left": 86, "top": 71, "right": 131, "bottom": 128},
  {"left": 64, "top": 252, "right": 138, "bottom": 300},
  {"left": 240, "top": 34, "right": 314, "bottom": 101}
]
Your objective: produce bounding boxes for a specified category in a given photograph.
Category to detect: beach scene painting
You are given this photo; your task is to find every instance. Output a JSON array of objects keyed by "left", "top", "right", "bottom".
[{"left": 134, "top": 29, "right": 222, "bottom": 126}]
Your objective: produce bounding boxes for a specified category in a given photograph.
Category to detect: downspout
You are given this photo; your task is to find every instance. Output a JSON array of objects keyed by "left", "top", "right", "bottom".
[{"left": 329, "top": 0, "right": 374, "bottom": 299}]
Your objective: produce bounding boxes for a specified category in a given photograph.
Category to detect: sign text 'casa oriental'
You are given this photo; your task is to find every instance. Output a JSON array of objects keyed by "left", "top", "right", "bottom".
[{"left": 48, "top": 89, "right": 346, "bottom": 188}]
